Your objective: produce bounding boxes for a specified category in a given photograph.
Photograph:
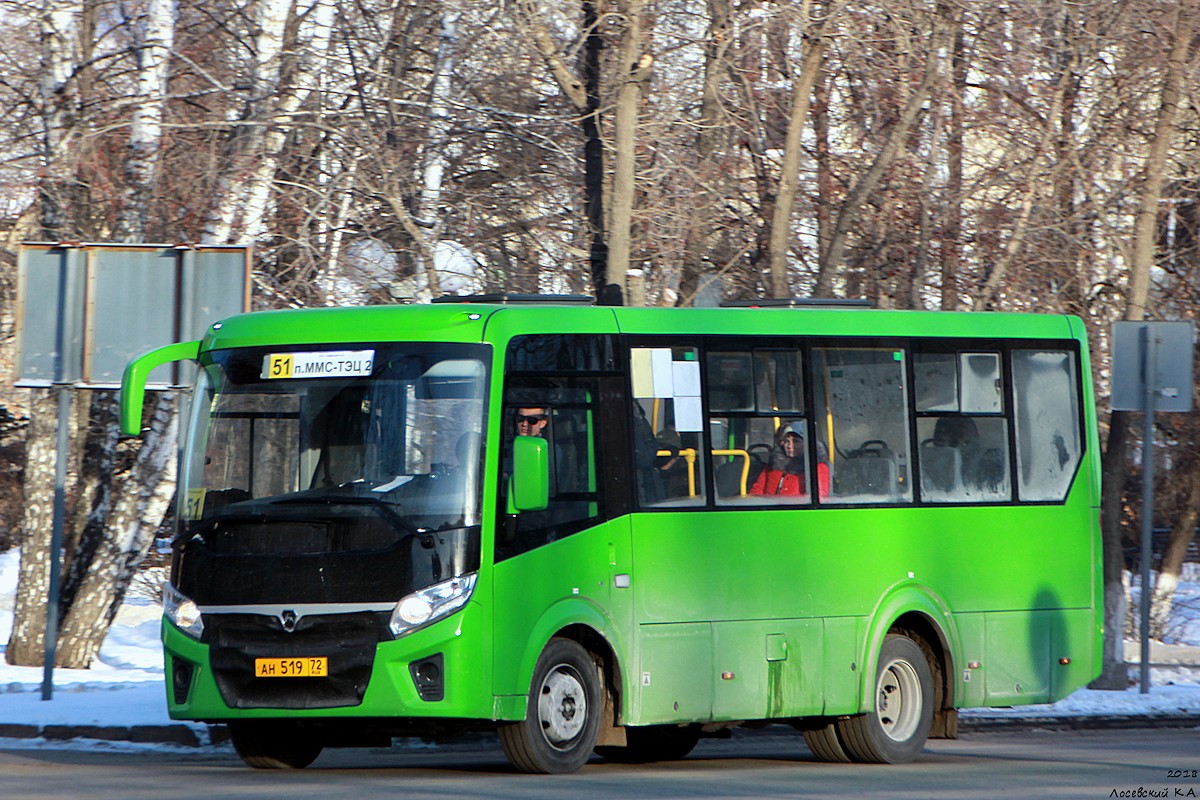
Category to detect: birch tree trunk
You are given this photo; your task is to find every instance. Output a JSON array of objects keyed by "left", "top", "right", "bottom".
[
  {"left": 1095, "top": 0, "right": 1195, "bottom": 689},
  {"left": 37, "top": 0, "right": 86, "bottom": 236},
  {"left": 56, "top": 394, "right": 178, "bottom": 667},
  {"left": 59, "top": 392, "right": 118, "bottom": 617},
  {"left": 203, "top": 0, "right": 337, "bottom": 245},
  {"left": 408, "top": 7, "right": 462, "bottom": 300},
  {"left": 7, "top": 0, "right": 87, "bottom": 668},
  {"left": 6, "top": 391, "right": 58, "bottom": 665},
  {"left": 605, "top": 0, "right": 651, "bottom": 298},
  {"left": 113, "top": 0, "right": 176, "bottom": 240}
]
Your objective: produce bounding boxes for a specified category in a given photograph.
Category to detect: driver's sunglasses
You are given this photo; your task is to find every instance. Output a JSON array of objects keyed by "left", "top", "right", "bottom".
[{"left": 516, "top": 414, "right": 546, "bottom": 425}]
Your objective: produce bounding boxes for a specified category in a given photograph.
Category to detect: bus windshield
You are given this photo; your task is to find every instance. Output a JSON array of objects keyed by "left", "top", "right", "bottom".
[{"left": 181, "top": 343, "right": 488, "bottom": 550}]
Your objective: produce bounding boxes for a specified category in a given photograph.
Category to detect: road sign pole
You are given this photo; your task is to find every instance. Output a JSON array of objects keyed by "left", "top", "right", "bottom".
[
  {"left": 1138, "top": 325, "right": 1157, "bottom": 695},
  {"left": 41, "top": 385, "right": 71, "bottom": 701}
]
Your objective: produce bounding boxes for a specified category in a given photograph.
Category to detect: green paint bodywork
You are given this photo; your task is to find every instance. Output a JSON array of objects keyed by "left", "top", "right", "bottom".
[
  {"left": 119, "top": 340, "right": 200, "bottom": 435},
  {"left": 124, "top": 302, "right": 1102, "bottom": 728}
]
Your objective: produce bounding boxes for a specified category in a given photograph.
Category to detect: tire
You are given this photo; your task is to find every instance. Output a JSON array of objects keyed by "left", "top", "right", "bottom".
[
  {"left": 835, "top": 634, "right": 933, "bottom": 764},
  {"left": 229, "top": 720, "right": 323, "bottom": 769},
  {"left": 499, "top": 638, "right": 602, "bottom": 774},
  {"left": 801, "top": 721, "right": 851, "bottom": 763},
  {"left": 595, "top": 725, "right": 701, "bottom": 763}
]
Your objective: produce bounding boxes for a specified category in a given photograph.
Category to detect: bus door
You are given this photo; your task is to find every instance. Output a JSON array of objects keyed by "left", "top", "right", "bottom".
[{"left": 491, "top": 373, "right": 633, "bottom": 703}]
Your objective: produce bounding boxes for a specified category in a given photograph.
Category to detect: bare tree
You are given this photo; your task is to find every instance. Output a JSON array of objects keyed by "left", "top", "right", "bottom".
[
  {"left": 814, "top": 1, "right": 952, "bottom": 298},
  {"left": 765, "top": 0, "right": 835, "bottom": 297},
  {"left": 1096, "top": 0, "right": 1196, "bottom": 689},
  {"left": 605, "top": 0, "right": 652, "bottom": 298}
]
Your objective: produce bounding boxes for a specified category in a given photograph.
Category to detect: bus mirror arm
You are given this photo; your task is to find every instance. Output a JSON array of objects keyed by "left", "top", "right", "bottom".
[{"left": 120, "top": 340, "right": 202, "bottom": 436}]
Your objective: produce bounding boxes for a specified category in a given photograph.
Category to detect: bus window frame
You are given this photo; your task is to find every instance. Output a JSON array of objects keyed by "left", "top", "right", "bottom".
[{"left": 621, "top": 333, "right": 1088, "bottom": 513}]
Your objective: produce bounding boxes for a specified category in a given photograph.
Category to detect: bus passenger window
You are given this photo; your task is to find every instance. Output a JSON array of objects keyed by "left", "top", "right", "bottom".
[
  {"left": 917, "top": 416, "right": 1010, "bottom": 502},
  {"left": 630, "top": 347, "right": 707, "bottom": 508},
  {"left": 914, "top": 350, "right": 1011, "bottom": 503},
  {"left": 812, "top": 347, "right": 913, "bottom": 504},
  {"left": 754, "top": 350, "right": 805, "bottom": 413},
  {"left": 914, "top": 352, "right": 958, "bottom": 412},
  {"left": 1012, "top": 350, "right": 1081, "bottom": 502},
  {"left": 706, "top": 348, "right": 824, "bottom": 506}
]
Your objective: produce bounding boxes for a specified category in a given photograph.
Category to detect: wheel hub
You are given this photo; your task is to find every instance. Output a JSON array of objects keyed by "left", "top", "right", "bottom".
[
  {"left": 876, "top": 658, "right": 921, "bottom": 742},
  {"left": 538, "top": 667, "right": 587, "bottom": 748}
]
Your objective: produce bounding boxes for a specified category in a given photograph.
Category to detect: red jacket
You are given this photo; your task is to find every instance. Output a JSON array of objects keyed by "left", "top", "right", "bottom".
[{"left": 750, "top": 463, "right": 831, "bottom": 499}]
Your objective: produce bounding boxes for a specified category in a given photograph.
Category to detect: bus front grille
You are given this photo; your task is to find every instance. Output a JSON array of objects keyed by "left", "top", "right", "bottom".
[{"left": 206, "top": 612, "right": 388, "bottom": 710}]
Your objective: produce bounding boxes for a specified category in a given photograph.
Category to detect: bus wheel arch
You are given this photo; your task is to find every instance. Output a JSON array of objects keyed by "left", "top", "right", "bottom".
[
  {"left": 558, "top": 623, "right": 626, "bottom": 747},
  {"left": 498, "top": 624, "right": 622, "bottom": 773},
  {"left": 889, "top": 612, "right": 956, "bottom": 739}
]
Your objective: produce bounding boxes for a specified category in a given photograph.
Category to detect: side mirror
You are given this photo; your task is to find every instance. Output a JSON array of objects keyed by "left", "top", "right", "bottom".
[
  {"left": 509, "top": 435, "right": 549, "bottom": 512},
  {"left": 120, "top": 341, "right": 201, "bottom": 435}
]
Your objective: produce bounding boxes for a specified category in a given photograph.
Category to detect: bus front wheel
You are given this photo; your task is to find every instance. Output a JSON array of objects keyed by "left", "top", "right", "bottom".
[
  {"left": 835, "top": 634, "right": 933, "bottom": 763},
  {"left": 499, "top": 638, "right": 602, "bottom": 774},
  {"left": 229, "top": 720, "right": 323, "bottom": 769}
]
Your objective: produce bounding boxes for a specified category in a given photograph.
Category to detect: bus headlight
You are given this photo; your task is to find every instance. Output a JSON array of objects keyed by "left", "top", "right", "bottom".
[
  {"left": 389, "top": 574, "right": 477, "bottom": 637},
  {"left": 163, "top": 582, "right": 204, "bottom": 639}
]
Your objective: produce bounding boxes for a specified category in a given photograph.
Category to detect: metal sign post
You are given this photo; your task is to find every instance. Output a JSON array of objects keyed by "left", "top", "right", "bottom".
[
  {"left": 16, "top": 243, "right": 251, "bottom": 700},
  {"left": 1111, "top": 320, "right": 1194, "bottom": 694},
  {"left": 1137, "top": 325, "right": 1157, "bottom": 696}
]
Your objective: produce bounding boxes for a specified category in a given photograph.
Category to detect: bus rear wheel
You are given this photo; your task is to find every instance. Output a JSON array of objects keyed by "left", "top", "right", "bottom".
[
  {"left": 499, "top": 638, "right": 601, "bottom": 774},
  {"left": 596, "top": 725, "right": 701, "bottom": 763},
  {"left": 229, "top": 720, "right": 323, "bottom": 769},
  {"left": 835, "top": 634, "right": 933, "bottom": 764},
  {"left": 800, "top": 721, "right": 851, "bottom": 763}
]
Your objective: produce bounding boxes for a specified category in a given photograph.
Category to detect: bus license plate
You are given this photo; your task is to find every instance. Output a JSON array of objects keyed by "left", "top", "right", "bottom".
[{"left": 254, "top": 657, "right": 328, "bottom": 678}]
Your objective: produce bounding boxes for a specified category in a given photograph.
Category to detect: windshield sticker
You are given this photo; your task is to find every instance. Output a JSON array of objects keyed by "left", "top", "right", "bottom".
[
  {"left": 262, "top": 350, "right": 375, "bottom": 379},
  {"left": 183, "top": 488, "right": 206, "bottom": 520}
]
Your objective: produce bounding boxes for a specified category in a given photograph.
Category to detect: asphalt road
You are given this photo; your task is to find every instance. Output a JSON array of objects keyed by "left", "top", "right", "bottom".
[{"left": 2, "top": 727, "right": 1198, "bottom": 799}]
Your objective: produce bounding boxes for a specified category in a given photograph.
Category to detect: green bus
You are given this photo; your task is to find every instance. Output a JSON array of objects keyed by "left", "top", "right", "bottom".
[{"left": 121, "top": 296, "right": 1102, "bottom": 773}]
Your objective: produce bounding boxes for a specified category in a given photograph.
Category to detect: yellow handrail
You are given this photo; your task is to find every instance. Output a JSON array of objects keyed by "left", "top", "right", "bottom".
[
  {"left": 712, "top": 449, "right": 751, "bottom": 496},
  {"left": 656, "top": 447, "right": 697, "bottom": 496},
  {"left": 656, "top": 448, "right": 752, "bottom": 497}
]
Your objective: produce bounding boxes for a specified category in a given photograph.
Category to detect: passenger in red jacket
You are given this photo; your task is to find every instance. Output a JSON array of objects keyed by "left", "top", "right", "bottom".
[{"left": 750, "top": 423, "right": 831, "bottom": 500}]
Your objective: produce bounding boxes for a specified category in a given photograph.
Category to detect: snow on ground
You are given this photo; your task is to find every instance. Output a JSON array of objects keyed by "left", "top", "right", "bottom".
[{"left": 0, "top": 550, "right": 1198, "bottom": 742}]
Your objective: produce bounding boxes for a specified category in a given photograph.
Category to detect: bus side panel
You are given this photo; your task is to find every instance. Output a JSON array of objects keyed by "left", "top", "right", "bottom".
[
  {"left": 636, "top": 622, "right": 713, "bottom": 723},
  {"left": 954, "top": 613, "right": 987, "bottom": 707},
  {"left": 490, "top": 519, "right": 632, "bottom": 704},
  {"left": 820, "top": 616, "right": 863, "bottom": 716},
  {"left": 710, "top": 619, "right": 824, "bottom": 720},
  {"left": 1051, "top": 608, "right": 1098, "bottom": 700},
  {"left": 984, "top": 610, "right": 1052, "bottom": 704}
]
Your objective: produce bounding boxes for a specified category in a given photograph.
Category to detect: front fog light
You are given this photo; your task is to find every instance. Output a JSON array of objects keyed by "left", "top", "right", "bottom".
[
  {"left": 389, "top": 573, "right": 477, "bottom": 637},
  {"left": 163, "top": 582, "right": 204, "bottom": 639}
]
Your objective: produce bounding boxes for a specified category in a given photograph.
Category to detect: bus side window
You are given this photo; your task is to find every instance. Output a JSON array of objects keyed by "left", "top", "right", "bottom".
[
  {"left": 914, "top": 351, "right": 1011, "bottom": 503},
  {"left": 630, "top": 346, "right": 707, "bottom": 508},
  {"left": 1012, "top": 350, "right": 1081, "bottom": 501},
  {"left": 813, "top": 347, "right": 913, "bottom": 504},
  {"left": 708, "top": 348, "right": 812, "bottom": 506}
]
